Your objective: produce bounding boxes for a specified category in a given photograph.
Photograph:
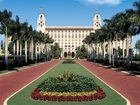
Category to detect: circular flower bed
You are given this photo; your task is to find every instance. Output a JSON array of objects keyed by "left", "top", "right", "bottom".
[{"left": 31, "top": 72, "right": 106, "bottom": 102}]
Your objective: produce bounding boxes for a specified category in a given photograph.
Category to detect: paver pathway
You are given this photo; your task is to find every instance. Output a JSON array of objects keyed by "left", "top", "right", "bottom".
[
  {"left": 0, "top": 60, "right": 59, "bottom": 105},
  {"left": 79, "top": 60, "right": 140, "bottom": 105}
]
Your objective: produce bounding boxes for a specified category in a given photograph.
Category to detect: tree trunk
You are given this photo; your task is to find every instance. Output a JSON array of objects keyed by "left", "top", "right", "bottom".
[
  {"left": 17, "top": 39, "right": 19, "bottom": 58},
  {"left": 99, "top": 43, "right": 102, "bottom": 62},
  {"left": 20, "top": 42, "right": 22, "bottom": 57},
  {"left": 25, "top": 40, "right": 27, "bottom": 63},
  {"left": 5, "top": 27, "right": 8, "bottom": 69},
  {"left": 115, "top": 34, "right": 118, "bottom": 66},
  {"left": 0, "top": 40, "right": 2, "bottom": 55},
  {"left": 126, "top": 34, "right": 130, "bottom": 67},
  {"left": 35, "top": 43, "right": 38, "bottom": 63},
  {"left": 108, "top": 41, "right": 112, "bottom": 64},
  {"left": 130, "top": 36, "right": 133, "bottom": 65},
  {"left": 38, "top": 45, "right": 41, "bottom": 61},
  {"left": 91, "top": 44, "right": 94, "bottom": 61},
  {"left": 45, "top": 44, "right": 47, "bottom": 61},
  {"left": 97, "top": 44, "right": 99, "bottom": 60},
  {"left": 122, "top": 39, "right": 125, "bottom": 58},
  {"left": 126, "top": 34, "right": 129, "bottom": 57},
  {"left": 30, "top": 38, "right": 34, "bottom": 62},
  {"left": 0, "top": 41, "right": 1, "bottom": 55},
  {"left": 103, "top": 40, "right": 106, "bottom": 60},
  {"left": 112, "top": 42, "right": 114, "bottom": 67},
  {"left": 13, "top": 43, "right": 15, "bottom": 60}
]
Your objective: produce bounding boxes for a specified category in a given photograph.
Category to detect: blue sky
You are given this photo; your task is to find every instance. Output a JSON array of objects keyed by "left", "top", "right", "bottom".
[{"left": 0, "top": 0, "right": 139, "bottom": 48}]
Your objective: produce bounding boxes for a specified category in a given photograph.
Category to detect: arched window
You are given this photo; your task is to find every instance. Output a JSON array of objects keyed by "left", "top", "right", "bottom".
[
  {"left": 96, "top": 15, "right": 99, "bottom": 19},
  {"left": 40, "top": 15, "right": 43, "bottom": 19}
]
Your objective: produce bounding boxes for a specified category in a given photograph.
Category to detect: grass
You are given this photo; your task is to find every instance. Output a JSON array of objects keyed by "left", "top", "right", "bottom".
[{"left": 7, "top": 61, "right": 126, "bottom": 105}]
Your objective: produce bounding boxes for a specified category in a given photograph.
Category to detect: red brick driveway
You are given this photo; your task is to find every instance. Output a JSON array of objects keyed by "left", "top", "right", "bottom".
[
  {"left": 0, "top": 60, "right": 59, "bottom": 105},
  {"left": 79, "top": 60, "right": 140, "bottom": 105}
]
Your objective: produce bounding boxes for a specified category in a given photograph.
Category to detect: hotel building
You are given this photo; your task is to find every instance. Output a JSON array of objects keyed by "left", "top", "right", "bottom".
[{"left": 37, "top": 12, "right": 102, "bottom": 58}]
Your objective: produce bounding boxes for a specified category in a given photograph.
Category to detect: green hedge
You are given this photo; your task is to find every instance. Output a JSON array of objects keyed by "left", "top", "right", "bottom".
[
  {"left": 37, "top": 72, "right": 99, "bottom": 92},
  {"left": 133, "top": 55, "right": 140, "bottom": 61},
  {"left": 62, "top": 60, "right": 76, "bottom": 64}
]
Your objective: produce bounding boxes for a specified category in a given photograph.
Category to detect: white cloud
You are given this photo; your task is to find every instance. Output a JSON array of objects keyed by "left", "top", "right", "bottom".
[{"left": 76, "top": 0, "right": 122, "bottom": 5}]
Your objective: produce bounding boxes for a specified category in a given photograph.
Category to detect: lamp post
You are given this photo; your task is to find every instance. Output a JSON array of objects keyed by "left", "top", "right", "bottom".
[{"left": 0, "top": 22, "right": 8, "bottom": 69}]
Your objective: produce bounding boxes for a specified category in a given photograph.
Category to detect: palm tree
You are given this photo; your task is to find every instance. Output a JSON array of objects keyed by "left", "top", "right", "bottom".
[
  {"left": 20, "top": 22, "right": 30, "bottom": 63},
  {"left": 12, "top": 16, "right": 21, "bottom": 62},
  {"left": 33, "top": 31, "right": 43, "bottom": 62},
  {"left": 83, "top": 33, "right": 94, "bottom": 61},
  {"left": 110, "top": 12, "right": 126, "bottom": 66},
  {"left": 43, "top": 33, "right": 53, "bottom": 61},
  {"left": 102, "top": 19, "right": 114, "bottom": 65},
  {"left": 132, "top": 1, "right": 140, "bottom": 26},
  {"left": 97, "top": 28, "right": 108, "bottom": 63},
  {"left": 0, "top": 10, "right": 12, "bottom": 69}
]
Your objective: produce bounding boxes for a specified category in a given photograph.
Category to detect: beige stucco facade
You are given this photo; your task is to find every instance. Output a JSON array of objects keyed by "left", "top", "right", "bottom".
[{"left": 37, "top": 12, "right": 102, "bottom": 58}]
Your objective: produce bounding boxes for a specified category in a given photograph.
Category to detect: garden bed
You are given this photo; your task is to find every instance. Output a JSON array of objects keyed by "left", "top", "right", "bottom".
[{"left": 31, "top": 72, "right": 106, "bottom": 102}]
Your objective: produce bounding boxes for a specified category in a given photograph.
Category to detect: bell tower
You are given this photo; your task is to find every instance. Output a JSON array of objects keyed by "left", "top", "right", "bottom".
[
  {"left": 37, "top": 13, "right": 46, "bottom": 33},
  {"left": 93, "top": 12, "right": 101, "bottom": 30}
]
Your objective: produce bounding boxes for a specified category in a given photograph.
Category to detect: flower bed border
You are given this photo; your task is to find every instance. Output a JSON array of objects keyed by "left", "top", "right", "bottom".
[{"left": 31, "top": 89, "right": 106, "bottom": 102}]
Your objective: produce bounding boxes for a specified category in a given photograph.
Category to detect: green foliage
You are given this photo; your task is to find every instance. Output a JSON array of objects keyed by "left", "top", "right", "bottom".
[
  {"left": 51, "top": 43, "right": 62, "bottom": 59},
  {"left": 36, "top": 72, "right": 99, "bottom": 92},
  {"left": 62, "top": 60, "right": 76, "bottom": 64},
  {"left": 135, "top": 40, "right": 140, "bottom": 55},
  {"left": 118, "top": 47, "right": 123, "bottom": 58},
  {"left": 8, "top": 41, "right": 14, "bottom": 55},
  {"left": 76, "top": 45, "right": 88, "bottom": 59},
  {"left": 58, "top": 71, "right": 78, "bottom": 82},
  {"left": 133, "top": 54, "right": 140, "bottom": 61}
]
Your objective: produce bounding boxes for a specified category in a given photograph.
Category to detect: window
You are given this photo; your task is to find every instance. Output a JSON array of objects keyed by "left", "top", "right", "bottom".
[
  {"left": 40, "top": 15, "right": 43, "bottom": 19},
  {"left": 58, "top": 34, "right": 60, "bottom": 38},
  {"left": 96, "top": 15, "right": 99, "bottom": 19},
  {"left": 82, "top": 34, "right": 84, "bottom": 38}
]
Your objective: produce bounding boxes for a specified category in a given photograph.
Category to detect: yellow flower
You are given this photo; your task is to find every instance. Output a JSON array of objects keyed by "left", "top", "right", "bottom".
[{"left": 40, "top": 90, "right": 98, "bottom": 96}]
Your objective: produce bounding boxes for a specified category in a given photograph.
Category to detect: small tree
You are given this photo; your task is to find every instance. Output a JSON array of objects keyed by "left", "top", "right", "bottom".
[
  {"left": 76, "top": 45, "right": 88, "bottom": 59},
  {"left": 135, "top": 39, "right": 140, "bottom": 55},
  {"left": 51, "top": 43, "right": 62, "bottom": 59}
]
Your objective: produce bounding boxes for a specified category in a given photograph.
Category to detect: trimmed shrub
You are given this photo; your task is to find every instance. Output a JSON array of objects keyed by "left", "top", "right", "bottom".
[{"left": 62, "top": 60, "right": 76, "bottom": 64}]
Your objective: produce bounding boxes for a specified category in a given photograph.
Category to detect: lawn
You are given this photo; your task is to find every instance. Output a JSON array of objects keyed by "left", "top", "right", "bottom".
[{"left": 7, "top": 61, "right": 126, "bottom": 105}]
